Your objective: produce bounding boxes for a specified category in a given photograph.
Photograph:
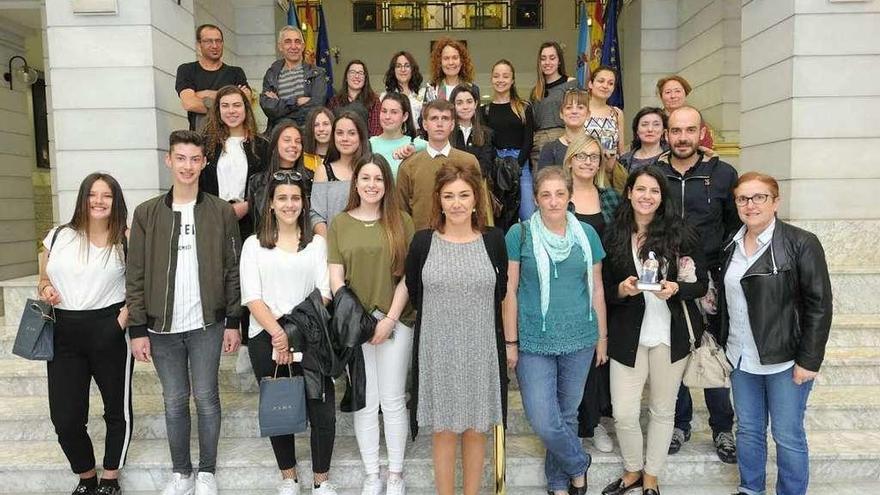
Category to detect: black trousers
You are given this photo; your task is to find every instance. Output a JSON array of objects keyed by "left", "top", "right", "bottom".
[
  {"left": 248, "top": 330, "right": 336, "bottom": 473},
  {"left": 577, "top": 351, "right": 613, "bottom": 437},
  {"left": 47, "top": 303, "right": 134, "bottom": 474}
]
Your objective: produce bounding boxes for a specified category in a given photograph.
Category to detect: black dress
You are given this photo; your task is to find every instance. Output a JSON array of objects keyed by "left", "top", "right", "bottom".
[{"left": 574, "top": 209, "right": 612, "bottom": 437}]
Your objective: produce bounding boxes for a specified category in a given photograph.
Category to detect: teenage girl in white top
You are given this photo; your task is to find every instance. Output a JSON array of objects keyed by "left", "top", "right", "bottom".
[{"left": 37, "top": 172, "right": 131, "bottom": 495}]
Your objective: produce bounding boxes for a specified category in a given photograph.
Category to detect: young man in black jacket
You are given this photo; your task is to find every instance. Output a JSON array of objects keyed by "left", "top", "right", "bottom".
[
  {"left": 656, "top": 106, "right": 740, "bottom": 464},
  {"left": 127, "top": 130, "right": 241, "bottom": 495}
]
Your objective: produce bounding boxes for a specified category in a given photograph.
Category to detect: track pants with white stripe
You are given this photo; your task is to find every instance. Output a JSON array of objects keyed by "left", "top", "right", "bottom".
[{"left": 47, "top": 302, "right": 134, "bottom": 474}]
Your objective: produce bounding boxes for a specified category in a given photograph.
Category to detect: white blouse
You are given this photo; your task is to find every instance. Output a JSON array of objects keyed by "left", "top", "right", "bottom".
[
  {"left": 44, "top": 227, "right": 126, "bottom": 311},
  {"left": 239, "top": 234, "right": 331, "bottom": 338}
]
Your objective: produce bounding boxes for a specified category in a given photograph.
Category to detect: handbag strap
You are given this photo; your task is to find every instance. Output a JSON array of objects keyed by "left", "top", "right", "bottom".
[
  {"left": 682, "top": 299, "right": 696, "bottom": 351},
  {"left": 272, "top": 363, "right": 294, "bottom": 379}
]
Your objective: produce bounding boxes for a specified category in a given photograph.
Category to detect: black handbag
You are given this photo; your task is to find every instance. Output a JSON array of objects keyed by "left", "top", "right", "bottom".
[
  {"left": 13, "top": 299, "right": 55, "bottom": 361},
  {"left": 258, "top": 364, "right": 308, "bottom": 437}
]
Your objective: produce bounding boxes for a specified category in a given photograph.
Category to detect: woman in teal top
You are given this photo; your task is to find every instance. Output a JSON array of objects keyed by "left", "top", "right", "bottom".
[
  {"left": 503, "top": 166, "right": 608, "bottom": 495},
  {"left": 369, "top": 92, "right": 427, "bottom": 178}
]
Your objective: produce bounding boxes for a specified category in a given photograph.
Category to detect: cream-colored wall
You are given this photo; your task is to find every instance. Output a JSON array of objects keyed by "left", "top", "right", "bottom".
[{"left": 0, "top": 23, "right": 38, "bottom": 280}]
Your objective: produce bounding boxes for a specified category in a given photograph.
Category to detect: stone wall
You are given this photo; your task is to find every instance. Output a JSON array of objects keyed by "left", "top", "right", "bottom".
[{"left": 0, "top": 24, "right": 38, "bottom": 281}]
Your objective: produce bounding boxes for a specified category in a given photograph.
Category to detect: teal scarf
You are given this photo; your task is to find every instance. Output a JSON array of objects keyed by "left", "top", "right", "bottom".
[{"left": 528, "top": 210, "right": 594, "bottom": 331}]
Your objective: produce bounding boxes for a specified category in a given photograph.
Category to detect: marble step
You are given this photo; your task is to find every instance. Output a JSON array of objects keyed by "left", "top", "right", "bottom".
[
  {"left": 830, "top": 266, "right": 880, "bottom": 315},
  {"left": 0, "top": 345, "right": 878, "bottom": 398},
  {"left": 1, "top": 430, "right": 878, "bottom": 492},
  {"left": 41, "top": 482, "right": 880, "bottom": 495},
  {"left": 4, "top": 382, "right": 878, "bottom": 442}
]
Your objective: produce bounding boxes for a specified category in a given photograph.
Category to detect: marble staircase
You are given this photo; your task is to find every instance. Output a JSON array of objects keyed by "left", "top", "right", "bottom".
[{"left": 2, "top": 267, "right": 880, "bottom": 493}]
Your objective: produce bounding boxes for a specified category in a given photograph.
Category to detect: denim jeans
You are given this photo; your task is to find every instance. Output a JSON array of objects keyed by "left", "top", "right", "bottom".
[
  {"left": 730, "top": 365, "right": 813, "bottom": 495},
  {"left": 674, "top": 384, "right": 735, "bottom": 435},
  {"left": 517, "top": 346, "right": 595, "bottom": 491},
  {"left": 519, "top": 161, "right": 535, "bottom": 220},
  {"left": 150, "top": 323, "right": 224, "bottom": 475}
]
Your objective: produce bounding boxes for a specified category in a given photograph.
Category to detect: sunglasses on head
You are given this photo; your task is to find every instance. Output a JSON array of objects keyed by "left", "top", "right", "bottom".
[{"left": 272, "top": 170, "right": 304, "bottom": 182}]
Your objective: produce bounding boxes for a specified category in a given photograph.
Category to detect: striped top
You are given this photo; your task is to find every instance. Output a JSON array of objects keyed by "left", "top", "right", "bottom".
[{"left": 277, "top": 64, "right": 305, "bottom": 100}]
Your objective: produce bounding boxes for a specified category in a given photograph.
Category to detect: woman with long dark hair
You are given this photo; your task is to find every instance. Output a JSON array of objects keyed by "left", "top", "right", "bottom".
[
  {"left": 369, "top": 92, "right": 427, "bottom": 178},
  {"left": 600, "top": 166, "right": 708, "bottom": 495},
  {"left": 482, "top": 59, "right": 535, "bottom": 225},
  {"left": 310, "top": 112, "right": 371, "bottom": 236},
  {"left": 328, "top": 60, "right": 381, "bottom": 136},
  {"left": 240, "top": 172, "right": 338, "bottom": 495},
  {"left": 381, "top": 51, "right": 427, "bottom": 131},
  {"left": 530, "top": 41, "right": 578, "bottom": 164},
  {"left": 618, "top": 107, "right": 668, "bottom": 173},
  {"left": 302, "top": 106, "right": 335, "bottom": 174},
  {"left": 327, "top": 154, "right": 414, "bottom": 495},
  {"left": 246, "top": 120, "right": 306, "bottom": 231},
  {"left": 201, "top": 84, "right": 269, "bottom": 239},
  {"left": 37, "top": 173, "right": 131, "bottom": 495},
  {"left": 450, "top": 84, "right": 495, "bottom": 180}
]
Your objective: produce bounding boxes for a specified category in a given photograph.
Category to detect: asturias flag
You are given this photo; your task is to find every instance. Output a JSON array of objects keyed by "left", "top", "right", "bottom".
[
  {"left": 576, "top": 2, "right": 589, "bottom": 88},
  {"left": 601, "top": 0, "right": 624, "bottom": 108}
]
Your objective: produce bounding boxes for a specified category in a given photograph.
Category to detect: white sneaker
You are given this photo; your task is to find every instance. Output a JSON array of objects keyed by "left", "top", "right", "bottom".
[
  {"left": 591, "top": 423, "right": 614, "bottom": 453},
  {"left": 385, "top": 474, "right": 406, "bottom": 495},
  {"left": 236, "top": 345, "right": 253, "bottom": 373},
  {"left": 278, "top": 478, "right": 301, "bottom": 495},
  {"left": 361, "top": 474, "right": 384, "bottom": 495},
  {"left": 161, "top": 473, "right": 195, "bottom": 495},
  {"left": 312, "top": 480, "right": 338, "bottom": 495},
  {"left": 194, "top": 472, "right": 218, "bottom": 495}
]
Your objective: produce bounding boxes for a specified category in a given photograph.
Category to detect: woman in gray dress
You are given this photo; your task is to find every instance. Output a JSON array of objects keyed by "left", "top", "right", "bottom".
[{"left": 405, "top": 162, "right": 509, "bottom": 495}]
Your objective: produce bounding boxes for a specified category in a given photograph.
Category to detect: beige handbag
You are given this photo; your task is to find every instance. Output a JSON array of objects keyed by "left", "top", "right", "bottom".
[{"left": 681, "top": 299, "right": 732, "bottom": 389}]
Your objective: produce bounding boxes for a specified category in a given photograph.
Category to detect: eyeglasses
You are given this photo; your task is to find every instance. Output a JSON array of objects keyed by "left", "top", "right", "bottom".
[
  {"left": 200, "top": 38, "right": 223, "bottom": 46},
  {"left": 272, "top": 170, "right": 304, "bottom": 182},
  {"left": 348, "top": 70, "right": 366, "bottom": 77},
  {"left": 395, "top": 63, "right": 411, "bottom": 70},
  {"left": 572, "top": 153, "right": 601, "bottom": 163},
  {"left": 734, "top": 193, "right": 775, "bottom": 206}
]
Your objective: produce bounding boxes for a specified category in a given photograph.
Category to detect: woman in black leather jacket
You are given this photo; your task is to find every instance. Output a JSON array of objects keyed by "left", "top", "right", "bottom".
[{"left": 718, "top": 172, "right": 832, "bottom": 495}]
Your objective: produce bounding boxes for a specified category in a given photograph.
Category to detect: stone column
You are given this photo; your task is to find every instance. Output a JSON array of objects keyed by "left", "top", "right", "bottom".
[
  {"left": 740, "top": 0, "right": 880, "bottom": 267},
  {"left": 45, "top": 0, "right": 195, "bottom": 221}
]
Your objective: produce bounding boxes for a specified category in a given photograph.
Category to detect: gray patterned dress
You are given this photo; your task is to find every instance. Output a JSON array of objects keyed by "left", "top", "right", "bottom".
[{"left": 416, "top": 233, "right": 502, "bottom": 433}]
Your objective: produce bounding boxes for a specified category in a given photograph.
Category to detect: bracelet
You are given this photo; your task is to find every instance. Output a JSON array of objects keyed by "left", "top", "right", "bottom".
[
  {"left": 598, "top": 336, "right": 608, "bottom": 341},
  {"left": 505, "top": 340, "right": 519, "bottom": 346},
  {"left": 384, "top": 315, "right": 399, "bottom": 323}
]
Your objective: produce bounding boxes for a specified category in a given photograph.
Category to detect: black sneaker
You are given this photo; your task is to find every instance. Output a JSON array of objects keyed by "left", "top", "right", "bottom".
[
  {"left": 714, "top": 431, "right": 737, "bottom": 464},
  {"left": 71, "top": 485, "right": 94, "bottom": 495},
  {"left": 94, "top": 485, "right": 121, "bottom": 495},
  {"left": 667, "top": 427, "right": 690, "bottom": 455},
  {"left": 644, "top": 489, "right": 660, "bottom": 495}
]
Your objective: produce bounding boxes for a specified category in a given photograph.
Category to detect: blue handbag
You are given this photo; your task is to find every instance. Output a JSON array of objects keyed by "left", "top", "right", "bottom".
[
  {"left": 258, "top": 364, "right": 308, "bottom": 437},
  {"left": 13, "top": 299, "right": 55, "bottom": 361}
]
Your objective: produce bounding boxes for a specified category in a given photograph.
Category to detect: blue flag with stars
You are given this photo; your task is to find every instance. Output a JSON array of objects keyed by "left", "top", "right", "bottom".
[
  {"left": 601, "top": 0, "right": 624, "bottom": 108},
  {"left": 316, "top": 5, "right": 334, "bottom": 103}
]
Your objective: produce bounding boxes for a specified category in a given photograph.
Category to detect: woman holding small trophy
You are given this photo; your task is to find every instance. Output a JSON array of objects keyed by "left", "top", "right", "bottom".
[{"left": 599, "top": 166, "right": 708, "bottom": 495}]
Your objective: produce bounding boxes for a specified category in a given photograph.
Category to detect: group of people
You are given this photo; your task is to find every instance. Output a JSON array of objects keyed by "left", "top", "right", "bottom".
[{"left": 35, "top": 22, "right": 833, "bottom": 495}]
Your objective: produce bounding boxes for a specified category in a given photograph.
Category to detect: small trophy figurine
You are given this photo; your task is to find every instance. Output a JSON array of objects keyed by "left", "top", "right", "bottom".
[{"left": 637, "top": 251, "right": 663, "bottom": 291}]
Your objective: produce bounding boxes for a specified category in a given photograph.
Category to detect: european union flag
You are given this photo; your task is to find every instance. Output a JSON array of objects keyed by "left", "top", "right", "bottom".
[
  {"left": 601, "top": 0, "right": 624, "bottom": 108},
  {"left": 316, "top": 5, "right": 334, "bottom": 103}
]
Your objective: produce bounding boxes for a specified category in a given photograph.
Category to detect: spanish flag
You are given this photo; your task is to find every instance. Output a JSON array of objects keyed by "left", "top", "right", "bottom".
[{"left": 589, "top": 0, "right": 605, "bottom": 76}]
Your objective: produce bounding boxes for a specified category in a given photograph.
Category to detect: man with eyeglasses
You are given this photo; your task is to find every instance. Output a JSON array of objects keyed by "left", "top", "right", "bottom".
[
  {"left": 260, "top": 26, "right": 327, "bottom": 131},
  {"left": 656, "top": 105, "right": 741, "bottom": 465},
  {"left": 175, "top": 24, "right": 251, "bottom": 132}
]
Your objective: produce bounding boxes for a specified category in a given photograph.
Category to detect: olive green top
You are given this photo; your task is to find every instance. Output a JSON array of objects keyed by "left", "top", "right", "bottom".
[{"left": 327, "top": 211, "right": 416, "bottom": 326}]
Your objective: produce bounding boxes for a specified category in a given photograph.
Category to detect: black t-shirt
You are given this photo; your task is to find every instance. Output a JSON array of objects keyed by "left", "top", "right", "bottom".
[{"left": 175, "top": 61, "right": 248, "bottom": 130}]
